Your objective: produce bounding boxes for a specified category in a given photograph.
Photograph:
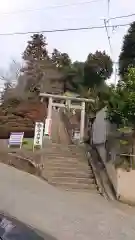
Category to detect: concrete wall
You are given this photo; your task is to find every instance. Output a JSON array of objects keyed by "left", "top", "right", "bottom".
[
  {"left": 92, "top": 107, "right": 117, "bottom": 191},
  {"left": 92, "top": 107, "right": 110, "bottom": 145},
  {"left": 117, "top": 169, "right": 135, "bottom": 203},
  {"left": 92, "top": 107, "right": 135, "bottom": 204}
]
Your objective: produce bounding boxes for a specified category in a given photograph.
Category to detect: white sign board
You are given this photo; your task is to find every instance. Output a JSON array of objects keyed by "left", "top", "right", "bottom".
[
  {"left": 44, "top": 118, "right": 52, "bottom": 136},
  {"left": 8, "top": 132, "right": 24, "bottom": 148},
  {"left": 33, "top": 122, "right": 44, "bottom": 149}
]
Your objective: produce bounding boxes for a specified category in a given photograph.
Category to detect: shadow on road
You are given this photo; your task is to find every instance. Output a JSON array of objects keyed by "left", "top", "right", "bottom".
[
  {"left": 0, "top": 213, "right": 58, "bottom": 240},
  {"left": 37, "top": 231, "right": 58, "bottom": 240}
]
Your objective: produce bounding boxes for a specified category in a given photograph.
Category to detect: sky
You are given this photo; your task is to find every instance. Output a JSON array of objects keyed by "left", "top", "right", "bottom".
[{"left": 0, "top": 0, "right": 135, "bottom": 88}]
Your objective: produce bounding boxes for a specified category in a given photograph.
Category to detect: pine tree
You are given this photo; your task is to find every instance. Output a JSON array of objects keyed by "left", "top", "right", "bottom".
[
  {"left": 22, "top": 34, "right": 49, "bottom": 95},
  {"left": 23, "top": 34, "right": 48, "bottom": 61},
  {"left": 22, "top": 35, "right": 64, "bottom": 96}
]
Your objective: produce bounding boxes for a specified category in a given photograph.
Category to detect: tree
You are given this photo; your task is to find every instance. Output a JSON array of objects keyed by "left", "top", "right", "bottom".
[
  {"left": 23, "top": 34, "right": 48, "bottom": 61},
  {"left": 51, "top": 48, "right": 75, "bottom": 92},
  {"left": 22, "top": 34, "right": 51, "bottom": 95},
  {"left": 61, "top": 61, "right": 84, "bottom": 92},
  {"left": 51, "top": 49, "right": 113, "bottom": 94},
  {"left": 107, "top": 68, "right": 135, "bottom": 162},
  {"left": 71, "top": 61, "right": 84, "bottom": 89},
  {"left": 84, "top": 51, "right": 113, "bottom": 88},
  {"left": 52, "top": 49, "right": 71, "bottom": 69},
  {"left": 119, "top": 22, "right": 135, "bottom": 79},
  {"left": 107, "top": 67, "right": 135, "bottom": 127}
]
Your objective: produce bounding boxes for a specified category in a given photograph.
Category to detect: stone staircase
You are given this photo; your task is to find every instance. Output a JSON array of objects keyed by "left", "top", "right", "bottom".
[{"left": 42, "top": 142, "right": 97, "bottom": 191}]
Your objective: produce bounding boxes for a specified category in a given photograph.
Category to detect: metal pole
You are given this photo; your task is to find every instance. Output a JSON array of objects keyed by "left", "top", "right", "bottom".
[{"left": 80, "top": 101, "right": 85, "bottom": 142}]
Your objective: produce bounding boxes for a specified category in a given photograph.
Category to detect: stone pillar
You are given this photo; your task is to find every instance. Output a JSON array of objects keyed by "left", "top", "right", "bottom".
[
  {"left": 80, "top": 101, "right": 85, "bottom": 142},
  {"left": 65, "top": 99, "right": 71, "bottom": 111},
  {"left": 47, "top": 97, "right": 53, "bottom": 119},
  {"left": 41, "top": 97, "right": 44, "bottom": 103}
]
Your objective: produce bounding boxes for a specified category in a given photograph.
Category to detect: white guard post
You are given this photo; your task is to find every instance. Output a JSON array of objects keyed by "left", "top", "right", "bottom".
[{"left": 33, "top": 122, "right": 44, "bottom": 151}]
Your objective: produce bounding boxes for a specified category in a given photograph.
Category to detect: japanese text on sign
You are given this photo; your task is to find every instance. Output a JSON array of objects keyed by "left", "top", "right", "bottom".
[{"left": 33, "top": 122, "right": 44, "bottom": 148}]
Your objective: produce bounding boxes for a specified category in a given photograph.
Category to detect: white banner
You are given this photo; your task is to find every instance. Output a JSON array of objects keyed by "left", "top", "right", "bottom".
[
  {"left": 44, "top": 118, "right": 52, "bottom": 136},
  {"left": 33, "top": 122, "right": 44, "bottom": 147}
]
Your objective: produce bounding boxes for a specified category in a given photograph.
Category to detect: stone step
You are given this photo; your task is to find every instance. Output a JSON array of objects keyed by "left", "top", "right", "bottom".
[
  {"left": 51, "top": 182, "right": 96, "bottom": 190},
  {"left": 43, "top": 146, "right": 84, "bottom": 150},
  {"left": 43, "top": 153, "right": 85, "bottom": 158},
  {"left": 42, "top": 146, "right": 85, "bottom": 152},
  {"left": 44, "top": 159, "right": 88, "bottom": 165},
  {"left": 44, "top": 158, "right": 88, "bottom": 164},
  {"left": 43, "top": 156, "right": 85, "bottom": 160},
  {"left": 43, "top": 147, "right": 84, "bottom": 151},
  {"left": 45, "top": 171, "right": 94, "bottom": 178},
  {"left": 44, "top": 167, "right": 92, "bottom": 176},
  {"left": 42, "top": 142, "right": 97, "bottom": 191},
  {"left": 43, "top": 167, "right": 92, "bottom": 174},
  {"left": 43, "top": 156, "right": 85, "bottom": 161},
  {"left": 59, "top": 188, "right": 98, "bottom": 193},
  {"left": 44, "top": 163, "right": 91, "bottom": 171},
  {"left": 43, "top": 143, "right": 81, "bottom": 148},
  {"left": 49, "top": 176, "right": 95, "bottom": 184}
]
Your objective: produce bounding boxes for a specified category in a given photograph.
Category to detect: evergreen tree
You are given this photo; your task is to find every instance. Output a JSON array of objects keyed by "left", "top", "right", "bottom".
[
  {"left": 22, "top": 35, "right": 64, "bottom": 96},
  {"left": 22, "top": 34, "right": 49, "bottom": 95},
  {"left": 52, "top": 49, "right": 71, "bottom": 69},
  {"left": 84, "top": 51, "right": 113, "bottom": 88},
  {"left": 23, "top": 34, "right": 48, "bottom": 61}
]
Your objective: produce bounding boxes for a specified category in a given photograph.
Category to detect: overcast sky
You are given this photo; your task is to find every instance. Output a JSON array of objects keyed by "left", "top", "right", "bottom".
[{"left": 0, "top": 0, "right": 135, "bottom": 87}]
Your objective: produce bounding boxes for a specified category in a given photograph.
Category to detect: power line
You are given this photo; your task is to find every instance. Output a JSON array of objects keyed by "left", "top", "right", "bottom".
[
  {"left": 0, "top": 0, "right": 103, "bottom": 15},
  {"left": 0, "top": 2, "right": 134, "bottom": 23},
  {"left": 67, "top": 12, "right": 135, "bottom": 22},
  {"left": 109, "top": 13, "right": 135, "bottom": 21},
  {"left": 0, "top": 22, "right": 130, "bottom": 36},
  {"left": 40, "top": 11, "right": 135, "bottom": 24}
]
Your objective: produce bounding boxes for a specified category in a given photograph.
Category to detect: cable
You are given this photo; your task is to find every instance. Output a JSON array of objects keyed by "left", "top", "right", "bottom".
[
  {"left": 0, "top": 0, "right": 103, "bottom": 15},
  {"left": 0, "top": 22, "right": 130, "bottom": 36},
  {"left": 109, "top": 13, "right": 135, "bottom": 21}
]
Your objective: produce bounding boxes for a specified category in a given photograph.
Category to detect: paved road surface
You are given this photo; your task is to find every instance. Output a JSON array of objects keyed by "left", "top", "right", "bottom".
[{"left": 0, "top": 163, "right": 135, "bottom": 240}]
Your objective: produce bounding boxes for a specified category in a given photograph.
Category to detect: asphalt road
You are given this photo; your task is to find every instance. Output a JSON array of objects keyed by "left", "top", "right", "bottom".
[{"left": 0, "top": 163, "right": 135, "bottom": 240}]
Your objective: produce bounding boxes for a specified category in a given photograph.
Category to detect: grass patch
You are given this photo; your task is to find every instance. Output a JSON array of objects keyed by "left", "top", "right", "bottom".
[{"left": 22, "top": 138, "right": 33, "bottom": 150}]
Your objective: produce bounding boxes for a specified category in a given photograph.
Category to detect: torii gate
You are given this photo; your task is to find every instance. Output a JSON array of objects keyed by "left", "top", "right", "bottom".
[{"left": 40, "top": 93, "right": 94, "bottom": 142}]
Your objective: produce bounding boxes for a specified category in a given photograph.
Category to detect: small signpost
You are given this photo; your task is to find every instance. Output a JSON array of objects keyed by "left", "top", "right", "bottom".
[
  {"left": 33, "top": 122, "right": 44, "bottom": 151},
  {"left": 8, "top": 132, "right": 24, "bottom": 149}
]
